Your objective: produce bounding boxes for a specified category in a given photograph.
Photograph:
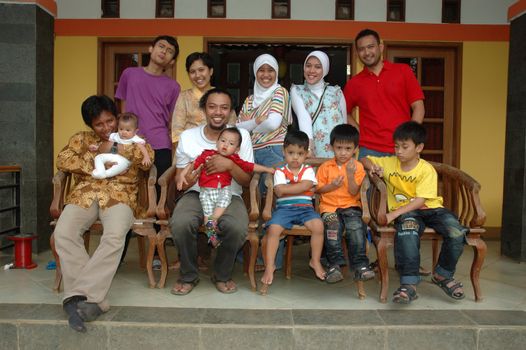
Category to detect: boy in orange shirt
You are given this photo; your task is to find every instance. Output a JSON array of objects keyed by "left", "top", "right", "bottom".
[{"left": 316, "top": 124, "right": 375, "bottom": 283}]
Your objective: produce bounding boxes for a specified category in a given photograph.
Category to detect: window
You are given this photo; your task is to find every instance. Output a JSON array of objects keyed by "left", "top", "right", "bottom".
[
  {"left": 335, "top": 0, "right": 354, "bottom": 20},
  {"left": 208, "top": 0, "right": 226, "bottom": 18},
  {"left": 442, "top": 0, "right": 461, "bottom": 23},
  {"left": 272, "top": 0, "right": 290, "bottom": 19},
  {"left": 101, "top": 0, "right": 119, "bottom": 18},
  {"left": 156, "top": 0, "right": 174, "bottom": 18},
  {"left": 387, "top": 0, "right": 405, "bottom": 22}
]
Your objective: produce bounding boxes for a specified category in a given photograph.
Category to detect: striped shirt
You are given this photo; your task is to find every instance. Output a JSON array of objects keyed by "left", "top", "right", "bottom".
[
  {"left": 274, "top": 164, "right": 317, "bottom": 207},
  {"left": 239, "top": 86, "right": 291, "bottom": 150}
]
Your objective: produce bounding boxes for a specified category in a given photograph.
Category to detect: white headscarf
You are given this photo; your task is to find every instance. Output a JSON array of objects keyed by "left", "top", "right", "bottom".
[
  {"left": 304, "top": 50, "right": 330, "bottom": 93},
  {"left": 252, "top": 54, "right": 280, "bottom": 108}
]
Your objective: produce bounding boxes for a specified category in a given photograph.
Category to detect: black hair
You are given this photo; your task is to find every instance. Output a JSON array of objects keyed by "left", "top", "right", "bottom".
[
  {"left": 393, "top": 121, "right": 426, "bottom": 146},
  {"left": 81, "top": 95, "right": 117, "bottom": 128},
  {"left": 118, "top": 112, "right": 139, "bottom": 129},
  {"left": 185, "top": 52, "right": 214, "bottom": 72},
  {"left": 151, "top": 35, "right": 179, "bottom": 58},
  {"left": 218, "top": 127, "right": 242, "bottom": 147},
  {"left": 198, "top": 87, "right": 233, "bottom": 110},
  {"left": 330, "top": 124, "right": 359, "bottom": 146},
  {"left": 283, "top": 128, "right": 309, "bottom": 151},
  {"left": 355, "top": 28, "right": 381, "bottom": 45}
]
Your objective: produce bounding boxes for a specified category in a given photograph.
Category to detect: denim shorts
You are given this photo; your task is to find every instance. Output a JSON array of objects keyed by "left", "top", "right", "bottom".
[{"left": 266, "top": 205, "right": 321, "bottom": 230}]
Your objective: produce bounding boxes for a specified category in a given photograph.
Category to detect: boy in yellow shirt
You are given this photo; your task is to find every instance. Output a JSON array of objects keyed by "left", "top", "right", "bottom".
[
  {"left": 362, "top": 121, "right": 467, "bottom": 304},
  {"left": 316, "top": 124, "right": 375, "bottom": 283}
]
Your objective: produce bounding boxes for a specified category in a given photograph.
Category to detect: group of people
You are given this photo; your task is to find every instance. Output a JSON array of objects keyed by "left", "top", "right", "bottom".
[{"left": 53, "top": 29, "right": 468, "bottom": 333}]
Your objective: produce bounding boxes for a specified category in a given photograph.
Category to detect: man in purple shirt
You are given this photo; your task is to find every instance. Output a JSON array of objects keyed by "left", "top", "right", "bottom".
[{"left": 115, "top": 35, "right": 181, "bottom": 179}]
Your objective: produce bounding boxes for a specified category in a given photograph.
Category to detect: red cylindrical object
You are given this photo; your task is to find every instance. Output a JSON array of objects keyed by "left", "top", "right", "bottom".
[{"left": 7, "top": 234, "right": 38, "bottom": 269}]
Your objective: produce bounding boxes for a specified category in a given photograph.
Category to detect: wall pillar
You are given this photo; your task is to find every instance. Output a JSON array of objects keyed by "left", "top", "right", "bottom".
[{"left": 0, "top": 3, "right": 54, "bottom": 252}]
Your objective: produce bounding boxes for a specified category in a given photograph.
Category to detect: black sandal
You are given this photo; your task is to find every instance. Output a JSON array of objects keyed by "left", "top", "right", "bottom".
[
  {"left": 354, "top": 266, "right": 375, "bottom": 281},
  {"left": 326, "top": 265, "right": 344, "bottom": 284},
  {"left": 431, "top": 277, "right": 465, "bottom": 300},
  {"left": 392, "top": 285, "right": 418, "bottom": 304}
]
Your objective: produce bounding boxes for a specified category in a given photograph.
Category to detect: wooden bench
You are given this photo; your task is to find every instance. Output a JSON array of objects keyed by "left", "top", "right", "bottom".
[
  {"left": 261, "top": 158, "right": 371, "bottom": 299},
  {"left": 49, "top": 166, "right": 158, "bottom": 291},
  {"left": 365, "top": 161, "right": 487, "bottom": 303},
  {"left": 155, "top": 164, "right": 262, "bottom": 290}
]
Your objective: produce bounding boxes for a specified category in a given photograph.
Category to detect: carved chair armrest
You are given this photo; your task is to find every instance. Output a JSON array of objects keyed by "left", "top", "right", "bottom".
[
  {"left": 145, "top": 165, "right": 157, "bottom": 218},
  {"left": 368, "top": 173, "right": 388, "bottom": 226},
  {"left": 360, "top": 175, "right": 371, "bottom": 225},
  {"left": 50, "top": 170, "right": 69, "bottom": 219},
  {"left": 262, "top": 173, "right": 275, "bottom": 222},
  {"left": 247, "top": 173, "right": 261, "bottom": 222},
  {"left": 156, "top": 164, "right": 177, "bottom": 220}
]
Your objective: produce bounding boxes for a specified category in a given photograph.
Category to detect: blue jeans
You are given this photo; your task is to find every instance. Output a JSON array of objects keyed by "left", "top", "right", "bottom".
[
  {"left": 358, "top": 146, "right": 392, "bottom": 160},
  {"left": 254, "top": 145, "right": 283, "bottom": 195},
  {"left": 323, "top": 207, "right": 369, "bottom": 271},
  {"left": 394, "top": 208, "right": 468, "bottom": 285}
]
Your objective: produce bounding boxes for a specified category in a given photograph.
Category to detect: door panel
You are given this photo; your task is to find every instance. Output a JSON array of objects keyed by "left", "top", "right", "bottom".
[
  {"left": 101, "top": 41, "right": 176, "bottom": 100},
  {"left": 386, "top": 46, "right": 458, "bottom": 166}
]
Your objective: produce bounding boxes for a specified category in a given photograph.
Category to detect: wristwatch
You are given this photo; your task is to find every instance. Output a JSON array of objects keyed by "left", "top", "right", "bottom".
[{"left": 110, "top": 142, "right": 118, "bottom": 154}]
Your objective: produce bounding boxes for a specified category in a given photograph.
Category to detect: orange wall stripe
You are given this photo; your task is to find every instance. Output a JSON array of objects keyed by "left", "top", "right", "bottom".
[
  {"left": 508, "top": 0, "right": 526, "bottom": 21},
  {"left": 55, "top": 19, "right": 509, "bottom": 42},
  {"left": 8, "top": 0, "right": 57, "bottom": 17}
]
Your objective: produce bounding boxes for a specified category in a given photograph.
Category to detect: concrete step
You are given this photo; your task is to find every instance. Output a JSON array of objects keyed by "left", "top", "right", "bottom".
[{"left": 1, "top": 304, "right": 526, "bottom": 349}]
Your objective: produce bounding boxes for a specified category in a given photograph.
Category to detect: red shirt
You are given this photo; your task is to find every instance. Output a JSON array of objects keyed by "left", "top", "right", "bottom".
[
  {"left": 343, "top": 60, "right": 424, "bottom": 153},
  {"left": 194, "top": 149, "right": 254, "bottom": 188}
]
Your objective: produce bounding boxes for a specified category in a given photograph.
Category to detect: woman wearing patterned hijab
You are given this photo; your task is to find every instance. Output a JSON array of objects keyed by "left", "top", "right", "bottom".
[{"left": 291, "top": 50, "right": 346, "bottom": 158}]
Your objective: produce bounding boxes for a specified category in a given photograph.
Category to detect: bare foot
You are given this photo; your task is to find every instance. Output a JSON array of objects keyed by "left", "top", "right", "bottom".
[
  {"left": 168, "top": 261, "right": 180, "bottom": 270},
  {"left": 260, "top": 265, "right": 276, "bottom": 286},
  {"left": 309, "top": 260, "right": 327, "bottom": 281}
]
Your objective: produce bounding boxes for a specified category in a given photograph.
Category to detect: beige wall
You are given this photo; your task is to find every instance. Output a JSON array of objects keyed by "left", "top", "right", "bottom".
[{"left": 460, "top": 41, "right": 508, "bottom": 227}]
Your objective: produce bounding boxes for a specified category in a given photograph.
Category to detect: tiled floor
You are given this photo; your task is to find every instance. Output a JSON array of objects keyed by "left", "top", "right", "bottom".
[{"left": 1, "top": 239, "right": 525, "bottom": 310}]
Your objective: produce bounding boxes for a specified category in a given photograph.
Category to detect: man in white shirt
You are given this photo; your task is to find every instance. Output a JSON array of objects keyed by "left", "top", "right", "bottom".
[{"left": 170, "top": 88, "right": 254, "bottom": 295}]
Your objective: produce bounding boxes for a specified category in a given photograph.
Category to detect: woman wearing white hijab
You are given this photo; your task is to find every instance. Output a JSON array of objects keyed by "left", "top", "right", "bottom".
[
  {"left": 291, "top": 50, "right": 346, "bottom": 158},
  {"left": 237, "top": 53, "right": 291, "bottom": 173}
]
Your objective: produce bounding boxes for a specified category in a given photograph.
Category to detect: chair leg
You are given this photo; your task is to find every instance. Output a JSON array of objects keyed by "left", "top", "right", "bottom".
[
  {"left": 50, "top": 233, "right": 62, "bottom": 293},
  {"left": 468, "top": 237, "right": 487, "bottom": 302},
  {"left": 134, "top": 227, "right": 157, "bottom": 289},
  {"left": 137, "top": 235, "right": 146, "bottom": 269},
  {"left": 247, "top": 235, "right": 259, "bottom": 292},
  {"left": 375, "top": 237, "right": 390, "bottom": 303},
  {"left": 156, "top": 229, "right": 171, "bottom": 289},
  {"left": 285, "top": 237, "right": 294, "bottom": 280}
]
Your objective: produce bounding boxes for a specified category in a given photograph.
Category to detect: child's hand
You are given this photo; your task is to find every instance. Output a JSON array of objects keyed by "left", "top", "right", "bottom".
[
  {"left": 141, "top": 155, "right": 152, "bottom": 167},
  {"left": 330, "top": 175, "right": 344, "bottom": 188},
  {"left": 369, "top": 164, "right": 383, "bottom": 177},
  {"left": 88, "top": 144, "right": 99, "bottom": 152},
  {"left": 346, "top": 159, "right": 357, "bottom": 174},
  {"left": 274, "top": 184, "right": 285, "bottom": 198}
]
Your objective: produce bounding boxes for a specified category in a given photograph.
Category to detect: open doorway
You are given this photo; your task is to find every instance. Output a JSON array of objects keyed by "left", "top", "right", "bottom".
[{"left": 207, "top": 42, "right": 351, "bottom": 113}]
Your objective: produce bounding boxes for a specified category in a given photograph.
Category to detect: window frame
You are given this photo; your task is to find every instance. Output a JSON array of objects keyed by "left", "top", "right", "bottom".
[
  {"left": 442, "top": 0, "right": 461, "bottom": 24},
  {"left": 386, "top": 0, "right": 405, "bottom": 22},
  {"left": 101, "top": 0, "right": 120, "bottom": 18},
  {"left": 335, "top": 0, "right": 354, "bottom": 20},
  {"left": 156, "top": 0, "right": 175, "bottom": 18},
  {"left": 207, "top": 0, "right": 227, "bottom": 18},
  {"left": 272, "top": 0, "right": 291, "bottom": 19}
]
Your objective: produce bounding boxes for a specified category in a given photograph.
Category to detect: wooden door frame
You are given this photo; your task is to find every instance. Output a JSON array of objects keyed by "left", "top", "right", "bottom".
[
  {"left": 384, "top": 41, "right": 462, "bottom": 167},
  {"left": 97, "top": 37, "right": 178, "bottom": 97}
]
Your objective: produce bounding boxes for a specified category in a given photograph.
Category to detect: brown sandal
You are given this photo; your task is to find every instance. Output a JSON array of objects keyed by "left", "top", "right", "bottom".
[
  {"left": 211, "top": 276, "right": 238, "bottom": 294},
  {"left": 170, "top": 278, "right": 199, "bottom": 296}
]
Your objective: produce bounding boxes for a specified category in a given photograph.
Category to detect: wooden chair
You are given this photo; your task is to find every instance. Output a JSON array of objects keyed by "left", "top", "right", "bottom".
[
  {"left": 155, "top": 164, "right": 261, "bottom": 290},
  {"left": 49, "top": 166, "right": 158, "bottom": 291},
  {"left": 366, "top": 161, "right": 487, "bottom": 303},
  {"left": 261, "top": 158, "right": 371, "bottom": 299}
]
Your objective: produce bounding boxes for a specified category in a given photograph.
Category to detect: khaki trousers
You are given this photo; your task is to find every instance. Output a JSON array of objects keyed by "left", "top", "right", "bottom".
[{"left": 54, "top": 202, "right": 133, "bottom": 304}]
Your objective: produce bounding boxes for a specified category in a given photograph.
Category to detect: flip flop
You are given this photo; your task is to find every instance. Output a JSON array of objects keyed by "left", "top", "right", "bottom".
[
  {"left": 170, "top": 278, "right": 200, "bottom": 296},
  {"left": 211, "top": 276, "right": 237, "bottom": 294}
]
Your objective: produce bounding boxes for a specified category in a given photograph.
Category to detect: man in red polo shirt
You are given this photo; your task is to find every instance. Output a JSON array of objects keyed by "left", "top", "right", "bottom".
[{"left": 343, "top": 28, "right": 425, "bottom": 159}]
